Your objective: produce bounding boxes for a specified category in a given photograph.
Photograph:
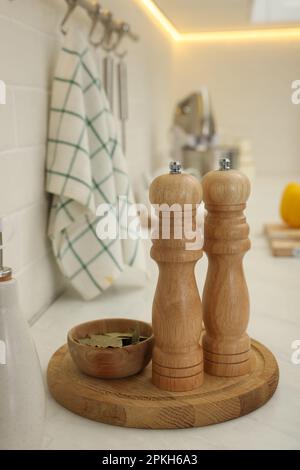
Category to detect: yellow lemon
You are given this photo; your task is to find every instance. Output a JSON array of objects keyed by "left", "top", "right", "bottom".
[{"left": 280, "top": 182, "right": 300, "bottom": 228}]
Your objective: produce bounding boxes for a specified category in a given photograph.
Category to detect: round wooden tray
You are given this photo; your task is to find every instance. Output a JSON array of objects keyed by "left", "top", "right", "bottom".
[{"left": 47, "top": 339, "right": 279, "bottom": 429}]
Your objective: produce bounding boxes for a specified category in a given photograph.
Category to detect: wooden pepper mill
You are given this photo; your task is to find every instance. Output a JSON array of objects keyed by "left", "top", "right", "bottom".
[
  {"left": 149, "top": 162, "right": 204, "bottom": 392},
  {"left": 202, "top": 157, "right": 251, "bottom": 377}
]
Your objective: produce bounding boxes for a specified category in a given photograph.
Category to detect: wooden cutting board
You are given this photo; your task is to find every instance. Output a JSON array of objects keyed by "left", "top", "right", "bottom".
[
  {"left": 47, "top": 339, "right": 279, "bottom": 429},
  {"left": 264, "top": 223, "right": 300, "bottom": 257}
]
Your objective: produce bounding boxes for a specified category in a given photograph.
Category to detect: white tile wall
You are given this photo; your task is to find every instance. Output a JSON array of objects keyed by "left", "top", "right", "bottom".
[{"left": 0, "top": 0, "right": 173, "bottom": 322}]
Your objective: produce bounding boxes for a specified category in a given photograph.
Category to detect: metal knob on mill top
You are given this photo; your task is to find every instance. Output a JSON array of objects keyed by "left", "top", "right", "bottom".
[
  {"left": 219, "top": 157, "right": 231, "bottom": 171},
  {"left": 149, "top": 162, "right": 204, "bottom": 392},
  {"left": 169, "top": 161, "right": 182, "bottom": 174},
  {"left": 201, "top": 161, "right": 251, "bottom": 377}
]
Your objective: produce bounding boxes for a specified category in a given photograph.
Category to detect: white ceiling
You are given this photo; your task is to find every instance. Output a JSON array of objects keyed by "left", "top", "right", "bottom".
[{"left": 154, "top": 0, "right": 300, "bottom": 33}]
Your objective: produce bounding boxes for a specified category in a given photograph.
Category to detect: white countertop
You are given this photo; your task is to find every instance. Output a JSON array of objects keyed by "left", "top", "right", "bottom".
[{"left": 31, "top": 177, "right": 300, "bottom": 450}]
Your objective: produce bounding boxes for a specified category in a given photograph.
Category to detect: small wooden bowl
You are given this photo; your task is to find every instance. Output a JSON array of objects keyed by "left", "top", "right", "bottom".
[{"left": 68, "top": 318, "right": 153, "bottom": 379}]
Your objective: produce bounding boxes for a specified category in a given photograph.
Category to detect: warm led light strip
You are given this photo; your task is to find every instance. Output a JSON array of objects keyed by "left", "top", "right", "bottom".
[
  {"left": 182, "top": 27, "right": 300, "bottom": 42},
  {"left": 139, "top": 0, "right": 300, "bottom": 42},
  {"left": 139, "top": 0, "right": 180, "bottom": 40}
]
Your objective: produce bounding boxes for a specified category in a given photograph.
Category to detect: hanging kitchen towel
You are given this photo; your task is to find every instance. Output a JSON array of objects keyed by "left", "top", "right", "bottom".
[{"left": 46, "top": 30, "right": 145, "bottom": 300}]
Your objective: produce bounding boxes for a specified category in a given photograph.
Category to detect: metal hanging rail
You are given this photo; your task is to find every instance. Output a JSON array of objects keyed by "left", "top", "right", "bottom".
[
  {"left": 8, "top": 0, "right": 139, "bottom": 50},
  {"left": 60, "top": 0, "right": 139, "bottom": 49}
]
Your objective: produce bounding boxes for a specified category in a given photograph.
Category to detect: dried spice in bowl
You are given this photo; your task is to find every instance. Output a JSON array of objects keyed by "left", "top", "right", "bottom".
[{"left": 76, "top": 327, "right": 148, "bottom": 349}]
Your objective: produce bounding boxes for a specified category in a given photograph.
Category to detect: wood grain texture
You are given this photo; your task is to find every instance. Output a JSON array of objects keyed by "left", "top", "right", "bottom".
[
  {"left": 149, "top": 172, "right": 203, "bottom": 391},
  {"left": 202, "top": 169, "right": 251, "bottom": 377},
  {"left": 264, "top": 223, "right": 300, "bottom": 257},
  {"left": 264, "top": 223, "right": 300, "bottom": 240},
  {"left": 0, "top": 274, "right": 12, "bottom": 282},
  {"left": 47, "top": 339, "right": 279, "bottom": 429}
]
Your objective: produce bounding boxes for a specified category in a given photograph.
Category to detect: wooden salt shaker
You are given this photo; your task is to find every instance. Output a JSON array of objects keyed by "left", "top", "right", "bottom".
[
  {"left": 149, "top": 162, "right": 204, "bottom": 392},
  {"left": 202, "top": 158, "right": 251, "bottom": 377}
]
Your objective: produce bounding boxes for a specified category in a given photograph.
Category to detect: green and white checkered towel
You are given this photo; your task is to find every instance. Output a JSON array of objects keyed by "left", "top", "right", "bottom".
[{"left": 46, "top": 31, "right": 145, "bottom": 300}]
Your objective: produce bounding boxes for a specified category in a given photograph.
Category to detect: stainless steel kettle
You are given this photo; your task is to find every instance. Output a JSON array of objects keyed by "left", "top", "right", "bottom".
[{"left": 172, "top": 89, "right": 217, "bottom": 176}]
